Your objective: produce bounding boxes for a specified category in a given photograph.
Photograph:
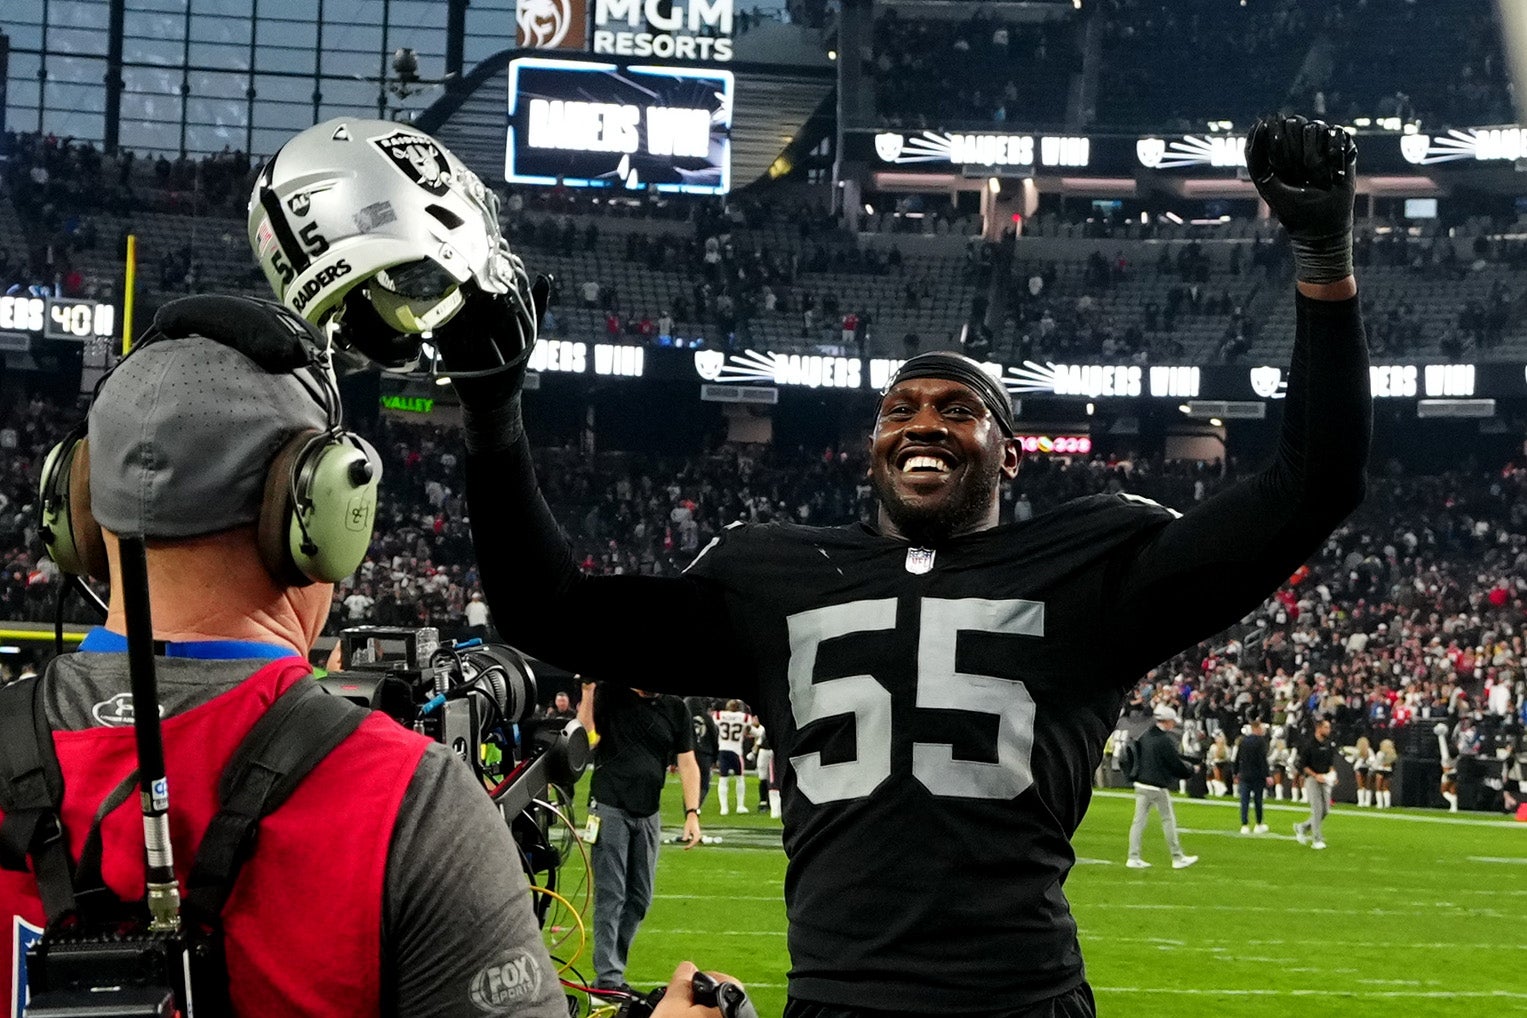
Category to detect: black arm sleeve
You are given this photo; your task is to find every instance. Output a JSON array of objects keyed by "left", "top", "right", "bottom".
[
  {"left": 463, "top": 433, "right": 748, "bottom": 696},
  {"left": 1110, "top": 293, "right": 1370, "bottom": 674}
]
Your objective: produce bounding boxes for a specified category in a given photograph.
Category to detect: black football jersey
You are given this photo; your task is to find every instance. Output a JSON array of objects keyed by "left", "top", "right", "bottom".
[{"left": 684, "top": 493, "right": 1178, "bottom": 1012}]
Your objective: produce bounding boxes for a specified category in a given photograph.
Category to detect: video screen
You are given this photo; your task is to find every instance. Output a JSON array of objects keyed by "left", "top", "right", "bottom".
[{"left": 505, "top": 57, "right": 734, "bottom": 195}]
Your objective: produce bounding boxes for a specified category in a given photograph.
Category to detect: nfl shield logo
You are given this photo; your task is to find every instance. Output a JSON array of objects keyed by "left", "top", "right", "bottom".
[
  {"left": 875, "top": 133, "right": 906, "bottom": 163},
  {"left": 905, "top": 547, "right": 936, "bottom": 575}
]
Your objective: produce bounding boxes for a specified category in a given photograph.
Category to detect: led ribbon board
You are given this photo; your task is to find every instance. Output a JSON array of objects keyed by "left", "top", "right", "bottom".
[{"left": 506, "top": 57, "right": 733, "bottom": 194}]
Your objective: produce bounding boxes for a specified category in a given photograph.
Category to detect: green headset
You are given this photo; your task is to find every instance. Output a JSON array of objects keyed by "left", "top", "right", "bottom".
[{"left": 37, "top": 294, "right": 382, "bottom": 588}]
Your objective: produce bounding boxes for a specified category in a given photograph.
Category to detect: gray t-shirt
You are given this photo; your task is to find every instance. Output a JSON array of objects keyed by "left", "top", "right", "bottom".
[{"left": 39, "top": 652, "right": 565, "bottom": 1018}]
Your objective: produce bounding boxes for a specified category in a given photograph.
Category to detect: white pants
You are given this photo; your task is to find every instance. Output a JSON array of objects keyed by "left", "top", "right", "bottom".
[{"left": 1129, "top": 785, "right": 1186, "bottom": 860}]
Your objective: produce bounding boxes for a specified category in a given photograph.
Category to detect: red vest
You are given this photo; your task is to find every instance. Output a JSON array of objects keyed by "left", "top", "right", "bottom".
[{"left": 2, "top": 657, "right": 431, "bottom": 1017}]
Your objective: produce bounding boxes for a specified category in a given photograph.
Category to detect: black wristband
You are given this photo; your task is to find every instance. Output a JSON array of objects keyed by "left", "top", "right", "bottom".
[
  {"left": 1290, "top": 231, "right": 1354, "bottom": 285},
  {"left": 685, "top": 807, "right": 700, "bottom": 817},
  {"left": 458, "top": 383, "right": 524, "bottom": 456}
]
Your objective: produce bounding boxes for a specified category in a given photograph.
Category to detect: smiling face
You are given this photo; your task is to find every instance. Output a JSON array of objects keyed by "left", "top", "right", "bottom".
[{"left": 869, "top": 376, "right": 1019, "bottom": 545}]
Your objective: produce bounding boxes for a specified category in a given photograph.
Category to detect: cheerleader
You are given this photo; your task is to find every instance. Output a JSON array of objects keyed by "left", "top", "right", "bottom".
[
  {"left": 1206, "top": 732, "right": 1233, "bottom": 797},
  {"left": 1435, "top": 723, "right": 1459, "bottom": 812},
  {"left": 1283, "top": 733, "right": 1305, "bottom": 802},
  {"left": 1347, "top": 736, "right": 1374, "bottom": 806},
  {"left": 1269, "top": 735, "right": 1291, "bottom": 800},
  {"left": 1371, "top": 738, "right": 1397, "bottom": 808},
  {"left": 1180, "top": 721, "right": 1205, "bottom": 795}
]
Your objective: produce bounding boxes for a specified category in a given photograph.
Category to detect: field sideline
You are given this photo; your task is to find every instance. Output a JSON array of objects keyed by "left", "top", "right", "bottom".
[{"left": 544, "top": 776, "right": 1527, "bottom": 1017}]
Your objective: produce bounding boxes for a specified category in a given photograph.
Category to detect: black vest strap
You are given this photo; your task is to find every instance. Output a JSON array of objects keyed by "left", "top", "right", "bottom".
[
  {"left": 184, "top": 677, "right": 368, "bottom": 927},
  {"left": 0, "top": 678, "right": 77, "bottom": 921}
]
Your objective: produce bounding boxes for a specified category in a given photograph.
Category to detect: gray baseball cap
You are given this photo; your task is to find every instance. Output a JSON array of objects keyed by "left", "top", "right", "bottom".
[{"left": 88, "top": 335, "right": 330, "bottom": 538}]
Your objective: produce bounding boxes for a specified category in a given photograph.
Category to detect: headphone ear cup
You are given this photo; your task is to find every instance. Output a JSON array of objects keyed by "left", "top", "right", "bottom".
[
  {"left": 259, "top": 430, "right": 379, "bottom": 586},
  {"left": 259, "top": 431, "right": 320, "bottom": 587},
  {"left": 39, "top": 436, "right": 108, "bottom": 581},
  {"left": 69, "top": 441, "right": 110, "bottom": 582}
]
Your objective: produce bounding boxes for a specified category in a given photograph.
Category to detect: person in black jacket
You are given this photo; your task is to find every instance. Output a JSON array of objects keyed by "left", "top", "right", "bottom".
[
  {"left": 1127, "top": 705, "right": 1199, "bottom": 869},
  {"left": 1236, "top": 718, "right": 1272, "bottom": 834},
  {"left": 687, "top": 696, "right": 722, "bottom": 808}
]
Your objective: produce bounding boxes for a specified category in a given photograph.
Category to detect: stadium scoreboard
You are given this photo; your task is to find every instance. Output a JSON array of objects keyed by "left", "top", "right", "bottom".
[
  {"left": 0, "top": 295, "right": 116, "bottom": 340},
  {"left": 505, "top": 57, "right": 733, "bottom": 194}
]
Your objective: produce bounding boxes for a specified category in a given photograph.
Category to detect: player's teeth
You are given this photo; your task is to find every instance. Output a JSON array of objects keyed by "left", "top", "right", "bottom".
[{"left": 902, "top": 456, "right": 949, "bottom": 473}]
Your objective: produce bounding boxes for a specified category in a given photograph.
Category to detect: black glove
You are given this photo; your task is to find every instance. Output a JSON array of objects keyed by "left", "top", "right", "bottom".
[
  {"left": 1245, "top": 115, "right": 1357, "bottom": 285},
  {"left": 437, "top": 270, "right": 551, "bottom": 453}
]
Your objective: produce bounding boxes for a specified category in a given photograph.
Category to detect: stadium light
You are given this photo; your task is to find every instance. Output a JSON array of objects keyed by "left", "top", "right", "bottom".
[
  {"left": 988, "top": 177, "right": 1001, "bottom": 194},
  {"left": 1209, "top": 418, "right": 1223, "bottom": 427}
]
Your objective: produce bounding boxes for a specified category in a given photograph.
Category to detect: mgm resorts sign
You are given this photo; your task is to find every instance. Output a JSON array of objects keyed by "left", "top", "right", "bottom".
[{"left": 516, "top": 0, "right": 736, "bottom": 61}]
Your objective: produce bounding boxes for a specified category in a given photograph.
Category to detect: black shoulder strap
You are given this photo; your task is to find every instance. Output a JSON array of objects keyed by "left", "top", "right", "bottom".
[
  {"left": 0, "top": 677, "right": 78, "bottom": 921},
  {"left": 184, "top": 678, "right": 368, "bottom": 927}
]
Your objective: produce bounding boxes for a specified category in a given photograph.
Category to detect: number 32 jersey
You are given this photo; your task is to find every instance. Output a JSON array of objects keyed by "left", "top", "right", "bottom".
[{"left": 684, "top": 493, "right": 1180, "bottom": 1013}]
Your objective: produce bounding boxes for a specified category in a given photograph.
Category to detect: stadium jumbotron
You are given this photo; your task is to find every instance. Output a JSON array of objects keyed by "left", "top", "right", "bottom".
[{"left": 1, "top": 1, "right": 1526, "bottom": 1016}]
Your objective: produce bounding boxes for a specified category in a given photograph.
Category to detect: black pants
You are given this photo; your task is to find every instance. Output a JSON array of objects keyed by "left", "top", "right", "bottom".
[{"left": 785, "top": 981, "right": 1096, "bottom": 1018}]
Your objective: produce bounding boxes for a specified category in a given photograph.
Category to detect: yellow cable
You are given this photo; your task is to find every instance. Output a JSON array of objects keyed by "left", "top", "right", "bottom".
[
  {"left": 529, "top": 883, "right": 586, "bottom": 973},
  {"left": 535, "top": 796, "right": 593, "bottom": 919}
]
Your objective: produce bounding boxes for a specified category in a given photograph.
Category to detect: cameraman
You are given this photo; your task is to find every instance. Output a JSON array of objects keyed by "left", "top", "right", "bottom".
[{"left": 0, "top": 302, "right": 713, "bottom": 1017}]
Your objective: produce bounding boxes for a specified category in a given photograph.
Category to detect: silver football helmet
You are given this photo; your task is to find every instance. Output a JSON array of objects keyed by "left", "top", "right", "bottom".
[{"left": 248, "top": 118, "right": 528, "bottom": 367}]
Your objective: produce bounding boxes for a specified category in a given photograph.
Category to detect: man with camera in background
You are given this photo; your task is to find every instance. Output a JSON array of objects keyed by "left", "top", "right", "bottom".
[
  {"left": 1, "top": 295, "right": 734, "bottom": 1017},
  {"left": 0, "top": 297, "right": 573, "bottom": 1016}
]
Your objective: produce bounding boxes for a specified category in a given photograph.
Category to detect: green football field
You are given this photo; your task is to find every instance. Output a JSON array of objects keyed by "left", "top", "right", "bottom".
[{"left": 543, "top": 776, "right": 1527, "bottom": 1017}]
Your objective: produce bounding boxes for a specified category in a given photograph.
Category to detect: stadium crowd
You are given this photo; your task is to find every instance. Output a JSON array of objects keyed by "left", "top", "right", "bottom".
[{"left": 4, "top": 391, "right": 1523, "bottom": 783}]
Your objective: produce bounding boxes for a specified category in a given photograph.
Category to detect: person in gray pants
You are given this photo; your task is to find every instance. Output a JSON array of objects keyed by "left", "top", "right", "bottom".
[
  {"left": 1294, "top": 716, "right": 1337, "bottom": 849},
  {"left": 1126, "top": 705, "right": 1200, "bottom": 869},
  {"left": 578, "top": 681, "right": 703, "bottom": 992}
]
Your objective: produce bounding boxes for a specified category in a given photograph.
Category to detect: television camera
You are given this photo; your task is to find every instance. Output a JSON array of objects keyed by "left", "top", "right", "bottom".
[{"left": 319, "top": 625, "right": 590, "bottom": 922}]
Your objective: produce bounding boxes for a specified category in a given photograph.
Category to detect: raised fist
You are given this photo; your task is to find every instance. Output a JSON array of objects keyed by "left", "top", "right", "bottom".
[{"left": 1245, "top": 115, "right": 1357, "bottom": 285}]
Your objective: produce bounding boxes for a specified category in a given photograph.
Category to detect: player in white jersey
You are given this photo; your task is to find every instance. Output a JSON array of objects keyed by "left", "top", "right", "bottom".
[{"left": 714, "top": 699, "right": 751, "bottom": 815}]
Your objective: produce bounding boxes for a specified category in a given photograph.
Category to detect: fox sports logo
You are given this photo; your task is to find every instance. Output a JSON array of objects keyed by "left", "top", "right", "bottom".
[{"left": 518, "top": 0, "right": 573, "bottom": 49}]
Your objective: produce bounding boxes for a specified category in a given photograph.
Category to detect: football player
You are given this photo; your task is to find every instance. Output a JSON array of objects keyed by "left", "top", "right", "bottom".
[
  {"left": 365, "top": 116, "right": 1367, "bottom": 1017},
  {"left": 715, "top": 699, "right": 752, "bottom": 816}
]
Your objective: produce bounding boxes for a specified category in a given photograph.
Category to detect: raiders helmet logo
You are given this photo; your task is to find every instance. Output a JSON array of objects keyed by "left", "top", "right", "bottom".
[{"left": 370, "top": 130, "right": 453, "bottom": 196}]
